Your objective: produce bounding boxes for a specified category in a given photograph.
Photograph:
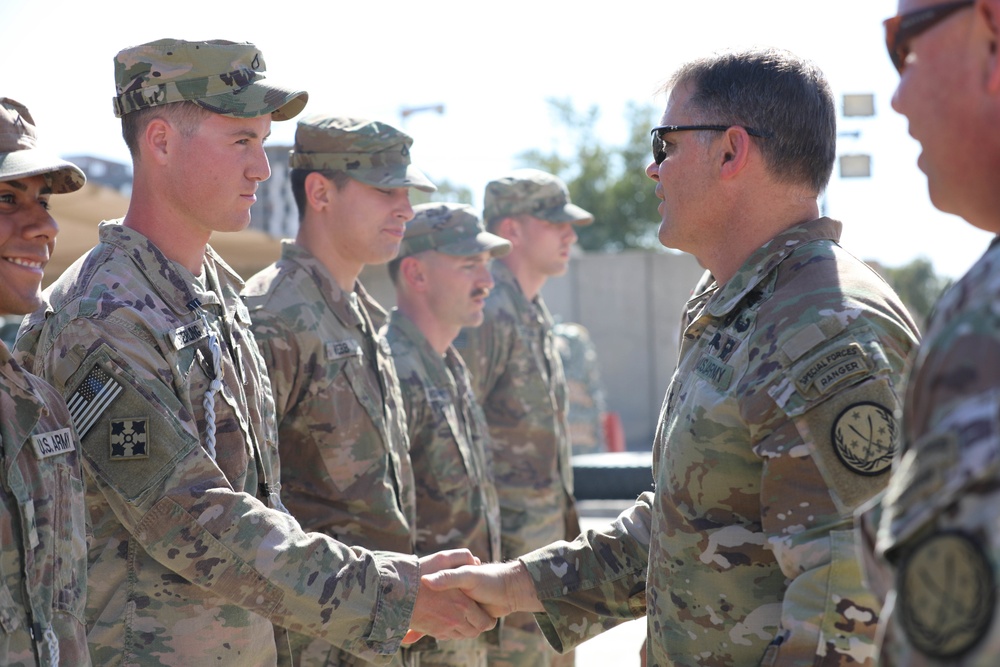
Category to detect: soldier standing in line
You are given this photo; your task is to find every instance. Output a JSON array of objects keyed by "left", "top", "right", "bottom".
[
  {"left": 426, "top": 47, "right": 921, "bottom": 667},
  {"left": 454, "top": 169, "right": 592, "bottom": 667},
  {"left": 384, "top": 202, "right": 510, "bottom": 667},
  {"left": 14, "top": 40, "right": 492, "bottom": 666},
  {"left": 0, "top": 97, "right": 89, "bottom": 667},
  {"left": 860, "top": 1, "right": 1000, "bottom": 664},
  {"left": 243, "top": 116, "right": 437, "bottom": 667}
]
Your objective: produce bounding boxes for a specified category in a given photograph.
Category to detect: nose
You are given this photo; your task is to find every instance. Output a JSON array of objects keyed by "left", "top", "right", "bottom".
[
  {"left": 250, "top": 144, "right": 271, "bottom": 182},
  {"left": 478, "top": 264, "right": 494, "bottom": 289},
  {"left": 395, "top": 190, "right": 415, "bottom": 222},
  {"left": 564, "top": 222, "right": 578, "bottom": 244},
  {"left": 24, "top": 202, "right": 58, "bottom": 245},
  {"left": 645, "top": 160, "right": 660, "bottom": 181}
]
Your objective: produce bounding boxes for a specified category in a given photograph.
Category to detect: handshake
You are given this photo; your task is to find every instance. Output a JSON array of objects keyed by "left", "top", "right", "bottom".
[{"left": 404, "top": 549, "right": 544, "bottom": 644}]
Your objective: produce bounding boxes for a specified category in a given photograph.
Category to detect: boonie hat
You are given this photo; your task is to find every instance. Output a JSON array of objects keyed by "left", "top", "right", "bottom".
[
  {"left": 484, "top": 168, "right": 593, "bottom": 226},
  {"left": 0, "top": 98, "right": 85, "bottom": 194},
  {"left": 398, "top": 202, "right": 511, "bottom": 260},
  {"left": 112, "top": 38, "right": 308, "bottom": 120},
  {"left": 289, "top": 115, "right": 436, "bottom": 192}
]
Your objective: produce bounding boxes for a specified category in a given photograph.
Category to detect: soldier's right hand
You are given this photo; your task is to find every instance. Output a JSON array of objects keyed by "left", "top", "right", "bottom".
[{"left": 405, "top": 550, "right": 497, "bottom": 643}]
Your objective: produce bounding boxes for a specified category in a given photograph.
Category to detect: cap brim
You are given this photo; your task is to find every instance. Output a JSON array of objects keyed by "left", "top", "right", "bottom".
[
  {"left": 350, "top": 163, "right": 437, "bottom": 193},
  {"left": 536, "top": 202, "right": 594, "bottom": 226},
  {"left": 438, "top": 232, "right": 512, "bottom": 258},
  {"left": 0, "top": 151, "right": 86, "bottom": 194},
  {"left": 195, "top": 81, "right": 309, "bottom": 122}
]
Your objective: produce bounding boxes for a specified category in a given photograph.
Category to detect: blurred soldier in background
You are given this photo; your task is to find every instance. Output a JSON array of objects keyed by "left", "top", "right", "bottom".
[
  {"left": 385, "top": 202, "right": 510, "bottom": 667},
  {"left": 553, "top": 322, "right": 608, "bottom": 456},
  {"left": 455, "top": 168, "right": 593, "bottom": 667}
]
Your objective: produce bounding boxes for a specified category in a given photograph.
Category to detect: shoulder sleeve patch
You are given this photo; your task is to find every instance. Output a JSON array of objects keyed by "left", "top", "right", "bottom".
[
  {"left": 899, "top": 531, "right": 994, "bottom": 659},
  {"left": 66, "top": 346, "right": 200, "bottom": 504}
]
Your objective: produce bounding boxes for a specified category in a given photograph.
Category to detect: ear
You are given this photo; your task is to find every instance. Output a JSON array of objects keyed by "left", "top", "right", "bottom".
[
  {"left": 980, "top": 0, "right": 1000, "bottom": 92},
  {"left": 144, "top": 117, "right": 171, "bottom": 165},
  {"left": 400, "top": 256, "right": 427, "bottom": 291},
  {"left": 717, "top": 126, "right": 752, "bottom": 180},
  {"left": 304, "top": 171, "right": 333, "bottom": 211},
  {"left": 496, "top": 217, "right": 521, "bottom": 245}
]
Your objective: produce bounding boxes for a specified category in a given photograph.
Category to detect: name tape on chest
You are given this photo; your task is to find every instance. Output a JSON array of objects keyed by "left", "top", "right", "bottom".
[
  {"left": 326, "top": 339, "right": 363, "bottom": 362},
  {"left": 30, "top": 427, "right": 75, "bottom": 460},
  {"left": 67, "top": 365, "right": 123, "bottom": 439},
  {"left": 169, "top": 321, "right": 209, "bottom": 350}
]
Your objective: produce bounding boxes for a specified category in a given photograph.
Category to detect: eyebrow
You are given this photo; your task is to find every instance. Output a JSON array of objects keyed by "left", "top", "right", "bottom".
[{"left": 0, "top": 178, "right": 53, "bottom": 195}]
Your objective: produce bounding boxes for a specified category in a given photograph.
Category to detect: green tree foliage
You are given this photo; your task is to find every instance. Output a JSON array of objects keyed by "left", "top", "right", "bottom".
[
  {"left": 879, "top": 256, "right": 951, "bottom": 324},
  {"left": 414, "top": 178, "right": 474, "bottom": 206},
  {"left": 517, "top": 98, "right": 662, "bottom": 251}
]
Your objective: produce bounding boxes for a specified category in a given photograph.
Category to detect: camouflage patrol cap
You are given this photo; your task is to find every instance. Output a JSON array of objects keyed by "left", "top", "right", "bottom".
[
  {"left": 289, "top": 115, "right": 436, "bottom": 192},
  {"left": 398, "top": 202, "right": 511, "bottom": 260},
  {"left": 483, "top": 168, "right": 593, "bottom": 226},
  {"left": 0, "top": 98, "right": 85, "bottom": 194},
  {"left": 112, "top": 38, "right": 308, "bottom": 120}
]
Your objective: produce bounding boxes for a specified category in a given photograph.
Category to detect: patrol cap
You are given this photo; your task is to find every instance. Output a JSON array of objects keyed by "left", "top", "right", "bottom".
[
  {"left": 398, "top": 202, "right": 511, "bottom": 260},
  {"left": 112, "top": 38, "right": 308, "bottom": 120},
  {"left": 483, "top": 168, "right": 593, "bottom": 226},
  {"left": 0, "top": 98, "right": 85, "bottom": 194},
  {"left": 289, "top": 115, "right": 436, "bottom": 192}
]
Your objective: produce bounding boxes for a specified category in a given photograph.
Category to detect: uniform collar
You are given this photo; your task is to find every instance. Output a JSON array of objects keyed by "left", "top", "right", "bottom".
[
  {"left": 706, "top": 217, "right": 842, "bottom": 317},
  {"left": 97, "top": 221, "right": 243, "bottom": 317},
  {"left": 386, "top": 308, "right": 459, "bottom": 393}
]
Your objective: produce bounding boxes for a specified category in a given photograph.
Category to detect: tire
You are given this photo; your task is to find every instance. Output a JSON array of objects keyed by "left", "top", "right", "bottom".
[{"left": 572, "top": 451, "right": 654, "bottom": 501}]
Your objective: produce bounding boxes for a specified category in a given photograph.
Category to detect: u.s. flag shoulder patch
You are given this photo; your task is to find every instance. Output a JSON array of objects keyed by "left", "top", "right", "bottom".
[{"left": 67, "top": 364, "right": 123, "bottom": 439}]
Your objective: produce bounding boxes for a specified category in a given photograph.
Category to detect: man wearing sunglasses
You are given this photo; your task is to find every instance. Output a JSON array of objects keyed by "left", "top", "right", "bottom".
[
  {"left": 425, "top": 47, "right": 920, "bottom": 667},
  {"left": 861, "top": 1, "right": 1000, "bottom": 664}
]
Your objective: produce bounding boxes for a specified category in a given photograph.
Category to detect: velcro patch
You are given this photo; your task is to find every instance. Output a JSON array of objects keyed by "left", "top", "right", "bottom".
[
  {"left": 899, "top": 531, "right": 994, "bottom": 658},
  {"left": 67, "top": 364, "right": 123, "bottom": 439},
  {"left": 795, "top": 343, "right": 870, "bottom": 395},
  {"left": 30, "top": 427, "right": 75, "bottom": 460},
  {"left": 326, "top": 339, "right": 362, "bottom": 362},
  {"left": 169, "top": 321, "right": 209, "bottom": 350},
  {"left": 831, "top": 402, "right": 897, "bottom": 475},
  {"left": 694, "top": 354, "right": 734, "bottom": 391},
  {"left": 110, "top": 418, "right": 149, "bottom": 460}
]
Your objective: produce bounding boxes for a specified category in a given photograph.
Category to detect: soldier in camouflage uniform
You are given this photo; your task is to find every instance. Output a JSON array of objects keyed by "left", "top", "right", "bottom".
[
  {"left": 552, "top": 322, "right": 608, "bottom": 456},
  {"left": 857, "top": 2, "right": 1000, "bottom": 664},
  {"left": 454, "top": 168, "right": 592, "bottom": 667},
  {"left": 426, "top": 47, "right": 921, "bottom": 667},
  {"left": 243, "top": 116, "right": 437, "bottom": 667},
  {"left": 384, "top": 202, "right": 510, "bottom": 667},
  {"left": 0, "top": 98, "right": 89, "bottom": 667},
  {"left": 13, "top": 40, "right": 492, "bottom": 667}
]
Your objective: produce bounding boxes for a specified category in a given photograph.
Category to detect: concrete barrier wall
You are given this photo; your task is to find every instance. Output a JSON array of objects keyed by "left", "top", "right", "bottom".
[{"left": 362, "top": 249, "right": 705, "bottom": 451}]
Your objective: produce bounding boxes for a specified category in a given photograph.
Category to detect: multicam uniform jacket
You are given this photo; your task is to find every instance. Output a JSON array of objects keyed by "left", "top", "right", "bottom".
[
  {"left": 520, "top": 218, "right": 920, "bottom": 667},
  {"left": 0, "top": 343, "right": 89, "bottom": 667},
  {"left": 385, "top": 310, "right": 502, "bottom": 667},
  {"left": 243, "top": 241, "right": 415, "bottom": 666},
  {"left": 14, "top": 223, "right": 419, "bottom": 667},
  {"left": 863, "top": 237, "right": 1000, "bottom": 666}
]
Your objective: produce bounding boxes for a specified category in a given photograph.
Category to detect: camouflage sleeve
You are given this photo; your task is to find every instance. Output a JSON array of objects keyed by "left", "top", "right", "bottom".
[
  {"left": 517, "top": 493, "right": 652, "bottom": 652},
  {"left": 868, "top": 296, "right": 1000, "bottom": 664},
  {"left": 754, "top": 321, "right": 911, "bottom": 665},
  {"left": 34, "top": 316, "right": 420, "bottom": 660}
]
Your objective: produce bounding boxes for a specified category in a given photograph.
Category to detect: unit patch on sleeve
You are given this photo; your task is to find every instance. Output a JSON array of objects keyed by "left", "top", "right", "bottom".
[
  {"left": 898, "top": 531, "right": 995, "bottom": 659},
  {"left": 110, "top": 418, "right": 149, "bottom": 460},
  {"left": 830, "top": 401, "right": 897, "bottom": 475}
]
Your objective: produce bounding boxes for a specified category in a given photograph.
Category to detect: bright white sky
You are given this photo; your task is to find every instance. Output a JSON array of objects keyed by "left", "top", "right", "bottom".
[{"left": 2, "top": 0, "right": 992, "bottom": 279}]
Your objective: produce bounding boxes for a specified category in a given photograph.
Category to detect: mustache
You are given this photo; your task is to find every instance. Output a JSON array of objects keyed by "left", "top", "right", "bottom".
[{"left": 470, "top": 287, "right": 490, "bottom": 299}]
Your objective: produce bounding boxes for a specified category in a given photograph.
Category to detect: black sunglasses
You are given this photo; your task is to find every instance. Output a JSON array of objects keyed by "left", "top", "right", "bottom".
[
  {"left": 883, "top": 0, "right": 974, "bottom": 73},
  {"left": 650, "top": 124, "right": 771, "bottom": 165}
]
